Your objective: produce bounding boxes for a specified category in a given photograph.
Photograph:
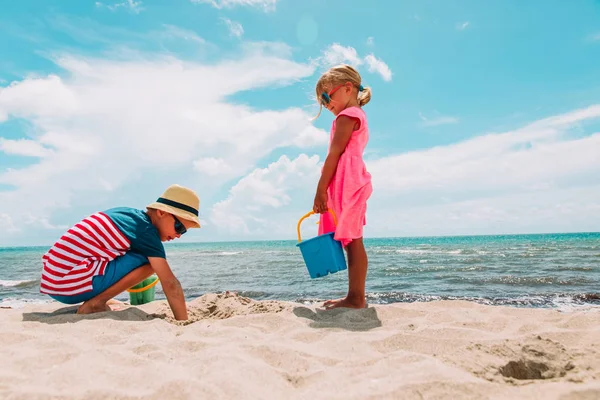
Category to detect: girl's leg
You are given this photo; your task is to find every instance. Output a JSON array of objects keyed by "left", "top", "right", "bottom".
[{"left": 324, "top": 237, "right": 368, "bottom": 309}]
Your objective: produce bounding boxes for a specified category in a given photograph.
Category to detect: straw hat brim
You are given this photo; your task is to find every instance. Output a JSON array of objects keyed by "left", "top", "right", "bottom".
[{"left": 146, "top": 202, "right": 201, "bottom": 228}]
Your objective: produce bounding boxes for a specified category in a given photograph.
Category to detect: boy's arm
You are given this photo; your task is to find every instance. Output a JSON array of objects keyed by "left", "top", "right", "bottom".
[{"left": 148, "top": 256, "right": 188, "bottom": 321}]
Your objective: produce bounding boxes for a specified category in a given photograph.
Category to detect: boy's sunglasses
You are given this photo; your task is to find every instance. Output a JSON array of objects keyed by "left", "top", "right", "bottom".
[
  {"left": 173, "top": 215, "right": 187, "bottom": 235},
  {"left": 320, "top": 83, "right": 344, "bottom": 105}
]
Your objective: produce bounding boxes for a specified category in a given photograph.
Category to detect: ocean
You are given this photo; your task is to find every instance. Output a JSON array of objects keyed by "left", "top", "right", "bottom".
[{"left": 1, "top": 232, "right": 599, "bottom": 310}]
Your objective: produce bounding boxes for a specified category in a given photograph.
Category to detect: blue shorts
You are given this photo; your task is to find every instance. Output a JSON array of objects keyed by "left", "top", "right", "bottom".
[{"left": 50, "top": 252, "right": 149, "bottom": 305}]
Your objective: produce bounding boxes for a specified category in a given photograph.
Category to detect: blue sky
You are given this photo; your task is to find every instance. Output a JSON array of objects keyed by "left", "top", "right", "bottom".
[{"left": 1, "top": 0, "right": 599, "bottom": 246}]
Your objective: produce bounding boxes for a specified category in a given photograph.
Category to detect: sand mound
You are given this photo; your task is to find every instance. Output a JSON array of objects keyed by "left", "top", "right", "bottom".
[{"left": 152, "top": 292, "right": 292, "bottom": 325}]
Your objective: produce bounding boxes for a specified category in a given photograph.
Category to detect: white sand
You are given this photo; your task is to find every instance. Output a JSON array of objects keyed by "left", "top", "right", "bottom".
[{"left": 1, "top": 293, "right": 599, "bottom": 400}]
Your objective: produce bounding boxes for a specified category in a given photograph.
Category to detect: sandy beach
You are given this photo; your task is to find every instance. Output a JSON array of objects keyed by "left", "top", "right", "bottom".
[{"left": 0, "top": 293, "right": 599, "bottom": 400}]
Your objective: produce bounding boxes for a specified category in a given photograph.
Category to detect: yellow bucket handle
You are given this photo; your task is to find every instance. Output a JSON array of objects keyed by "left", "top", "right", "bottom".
[
  {"left": 297, "top": 209, "right": 337, "bottom": 243},
  {"left": 126, "top": 276, "right": 160, "bottom": 293}
]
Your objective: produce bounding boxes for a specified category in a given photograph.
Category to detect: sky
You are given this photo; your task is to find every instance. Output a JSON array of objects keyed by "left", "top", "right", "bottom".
[{"left": 0, "top": 0, "right": 599, "bottom": 247}]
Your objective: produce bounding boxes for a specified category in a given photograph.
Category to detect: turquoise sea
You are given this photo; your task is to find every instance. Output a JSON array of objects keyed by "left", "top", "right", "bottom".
[{"left": 1, "top": 233, "right": 599, "bottom": 309}]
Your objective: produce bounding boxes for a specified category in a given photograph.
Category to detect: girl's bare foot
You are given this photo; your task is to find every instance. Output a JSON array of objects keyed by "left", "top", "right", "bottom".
[
  {"left": 77, "top": 299, "right": 110, "bottom": 315},
  {"left": 324, "top": 295, "right": 366, "bottom": 309}
]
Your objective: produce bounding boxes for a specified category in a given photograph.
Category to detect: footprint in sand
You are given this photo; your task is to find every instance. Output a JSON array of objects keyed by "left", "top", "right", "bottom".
[{"left": 476, "top": 335, "right": 579, "bottom": 382}]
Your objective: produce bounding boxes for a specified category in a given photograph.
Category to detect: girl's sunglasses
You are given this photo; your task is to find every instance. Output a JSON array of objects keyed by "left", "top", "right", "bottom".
[
  {"left": 173, "top": 215, "right": 187, "bottom": 235},
  {"left": 320, "top": 83, "right": 344, "bottom": 105}
]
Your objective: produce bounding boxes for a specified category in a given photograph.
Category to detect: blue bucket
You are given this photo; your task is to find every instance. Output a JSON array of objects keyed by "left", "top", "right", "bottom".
[{"left": 296, "top": 211, "right": 347, "bottom": 279}]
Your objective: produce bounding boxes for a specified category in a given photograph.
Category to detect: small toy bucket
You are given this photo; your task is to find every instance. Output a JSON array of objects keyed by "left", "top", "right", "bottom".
[
  {"left": 296, "top": 210, "right": 347, "bottom": 279},
  {"left": 126, "top": 275, "right": 160, "bottom": 305}
]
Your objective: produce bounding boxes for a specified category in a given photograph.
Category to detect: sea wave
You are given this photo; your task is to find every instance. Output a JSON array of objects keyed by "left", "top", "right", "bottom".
[
  {"left": 199, "top": 251, "right": 244, "bottom": 256},
  {"left": 0, "top": 297, "right": 53, "bottom": 309},
  {"left": 361, "top": 291, "right": 600, "bottom": 309},
  {"left": 0, "top": 279, "right": 38, "bottom": 288}
]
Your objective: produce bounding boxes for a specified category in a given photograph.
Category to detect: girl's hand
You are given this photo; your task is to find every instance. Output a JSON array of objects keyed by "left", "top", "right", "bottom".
[{"left": 313, "top": 189, "right": 328, "bottom": 214}]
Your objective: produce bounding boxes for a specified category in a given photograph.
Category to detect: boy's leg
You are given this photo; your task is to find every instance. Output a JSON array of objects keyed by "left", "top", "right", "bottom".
[
  {"left": 77, "top": 264, "right": 154, "bottom": 314},
  {"left": 324, "top": 237, "right": 368, "bottom": 309},
  {"left": 50, "top": 252, "right": 152, "bottom": 311}
]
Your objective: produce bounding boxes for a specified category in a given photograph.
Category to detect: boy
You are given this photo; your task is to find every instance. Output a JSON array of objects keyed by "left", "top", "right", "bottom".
[{"left": 40, "top": 184, "right": 200, "bottom": 320}]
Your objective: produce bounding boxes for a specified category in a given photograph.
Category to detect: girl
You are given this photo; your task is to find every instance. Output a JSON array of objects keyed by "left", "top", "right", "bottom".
[{"left": 312, "top": 64, "right": 373, "bottom": 309}]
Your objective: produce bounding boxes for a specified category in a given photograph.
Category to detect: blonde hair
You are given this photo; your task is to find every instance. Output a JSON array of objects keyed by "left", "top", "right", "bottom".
[{"left": 313, "top": 64, "right": 372, "bottom": 119}]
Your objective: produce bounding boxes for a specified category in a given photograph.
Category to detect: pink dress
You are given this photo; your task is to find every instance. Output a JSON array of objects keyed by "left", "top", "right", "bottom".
[{"left": 318, "top": 106, "right": 373, "bottom": 247}]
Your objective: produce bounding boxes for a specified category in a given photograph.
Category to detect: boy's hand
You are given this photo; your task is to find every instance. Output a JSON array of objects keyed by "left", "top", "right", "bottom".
[
  {"left": 148, "top": 257, "right": 188, "bottom": 321},
  {"left": 313, "top": 189, "right": 328, "bottom": 214}
]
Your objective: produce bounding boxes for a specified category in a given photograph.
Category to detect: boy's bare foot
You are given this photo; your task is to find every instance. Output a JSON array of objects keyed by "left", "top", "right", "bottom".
[
  {"left": 323, "top": 296, "right": 366, "bottom": 310},
  {"left": 77, "top": 299, "right": 111, "bottom": 315}
]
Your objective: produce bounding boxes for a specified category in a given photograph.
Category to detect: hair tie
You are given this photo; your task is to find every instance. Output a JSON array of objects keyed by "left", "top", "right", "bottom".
[{"left": 358, "top": 84, "right": 364, "bottom": 92}]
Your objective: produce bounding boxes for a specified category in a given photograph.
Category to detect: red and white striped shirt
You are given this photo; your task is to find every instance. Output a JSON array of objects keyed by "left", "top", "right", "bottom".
[{"left": 40, "top": 212, "right": 131, "bottom": 296}]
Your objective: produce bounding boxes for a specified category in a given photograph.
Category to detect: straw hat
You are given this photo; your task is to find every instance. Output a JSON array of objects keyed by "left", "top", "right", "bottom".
[{"left": 147, "top": 184, "right": 201, "bottom": 228}]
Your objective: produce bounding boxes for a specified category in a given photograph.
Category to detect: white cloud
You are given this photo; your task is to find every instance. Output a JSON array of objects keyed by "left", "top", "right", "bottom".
[
  {"left": 2, "top": 21, "right": 598, "bottom": 246},
  {"left": 372, "top": 106, "right": 600, "bottom": 195},
  {"left": 210, "top": 154, "right": 321, "bottom": 235},
  {"left": 588, "top": 32, "right": 600, "bottom": 42},
  {"left": 321, "top": 44, "right": 393, "bottom": 82},
  {"left": 0, "top": 48, "right": 326, "bottom": 245},
  {"left": 322, "top": 43, "right": 363, "bottom": 67},
  {"left": 418, "top": 112, "right": 459, "bottom": 127},
  {"left": 206, "top": 105, "right": 600, "bottom": 239},
  {"left": 456, "top": 21, "right": 470, "bottom": 31},
  {"left": 161, "top": 25, "right": 205, "bottom": 43},
  {"left": 364, "top": 54, "right": 392, "bottom": 82},
  {"left": 222, "top": 18, "right": 244, "bottom": 38},
  {"left": 366, "top": 37, "right": 374, "bottom": 46},
  {"left": 290, "top": 125, "right": 329, "bottom": 147},
  {"left": 43, "top": 17, "right": 209, "bottom": 50},
  {"left": 0, "top": 75, "right": 79, "bottom": 119},
  {"left": 193, "top": 157, "right": 234, "bottom": 177},
  {"left": 23, "top": 214, "right": 68, "bottom": 230},
  {"left": 96, "top": 0, "right": 143, "bottom": 13},
  {"left": 364, "top": 105, "right": 600, "bottom": 234},
  {"left": 0, "top": 213, "right": 68, "bottom": 236},
  {"left": 242, "top": 41, "right": 293, "bottom": 58},
  {"left": 191, "top": 0, "right": 277, "bottom": 12},
  {"left": 366, "top": 186, "right": 600, "bottom": 238},
  {"left": 0, "top": 138, "right": 54, "bottom": 157},
  {"left": 0, "top": 214, "right": 18, "bottom": 234}
]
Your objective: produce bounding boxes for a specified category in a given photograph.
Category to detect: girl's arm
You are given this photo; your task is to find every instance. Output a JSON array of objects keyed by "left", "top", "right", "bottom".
[{"left": 313, "top": 115, "right": 359, "bottom": 214}]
